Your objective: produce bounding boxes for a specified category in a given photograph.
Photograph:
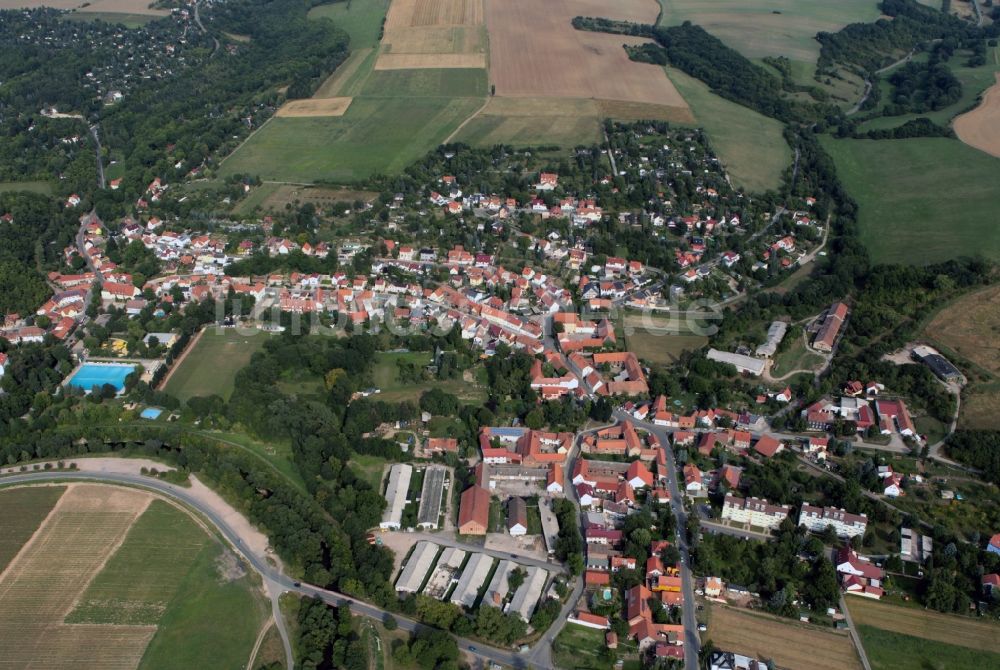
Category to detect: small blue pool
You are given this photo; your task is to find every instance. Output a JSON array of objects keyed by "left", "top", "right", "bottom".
[
  {"left": 67, "top": 363, "right": 136, "bottom": 393},
  {"left": 140, "top": 408, "right": 163, "bottom": 420}
]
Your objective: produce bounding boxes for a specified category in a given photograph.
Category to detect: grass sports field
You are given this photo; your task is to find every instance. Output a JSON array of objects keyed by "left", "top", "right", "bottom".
[
  {"left": 658, "top": 0, "right": 881, "bottom": 64},
  {"left": 707, "top": 603, "right": 861, "bottom": 670},
  {"left": 820, "top": 135, "right": 1000, "bottom": 264},
  {"left": 0, "top": 484, "right": 267, "bottom": 670},
  {"left": 847, "top": 597, "right": 1000, "bottom": 660},
  {"left": 372, "top": 351, "right": 487, "bottom": 403},
  {"left": 668, "top": 67, "right": 791, "bottom": 192},
  {"left": 162, "top": 328, "right": 270, "bottom": 402}
]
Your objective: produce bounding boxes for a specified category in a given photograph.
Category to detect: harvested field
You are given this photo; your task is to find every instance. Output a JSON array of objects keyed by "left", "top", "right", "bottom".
[
  {"left": 847, "top": 597, "right": 1000, "bottom": 655},
  {"left": 384, "top": 0, "right": 483, "bottom": 29},
  {"left": 487, "top": 0, "right": 688, "bottom": 108},
  {"left": 0, "top": 484, "right": 156, "bottom": 669},
  {"left": 374, "top": 53, "right": 486, "bottom": 69},
  {"left": 924, "top": 284, "right": 1000, "bottom": 377},
  {"left": 707, "top": 603, "right": 861, "bottom": 670},
  {"left": 378, "top": 0, "right": 486, "bottom": 69},
  {"left": 0, "top": 485, "right": 66, "bottom": 573},
  {"left": 954, "top": 73, "right": 1000, "bottom": 159},
  {"left": 275, "top": 97, "right": 353, "bottom": 117}
]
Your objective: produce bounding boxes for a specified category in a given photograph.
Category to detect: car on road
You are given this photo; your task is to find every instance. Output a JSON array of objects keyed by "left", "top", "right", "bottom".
[
  {"left": 468, "top": 646, "right": 476, "bottom": 653},
  {"left": 698, "top": 624, "right": 707, "bottom": 632},
  {"left": 510, "top": 554, "right": 518, "bottom": 558},
  {"left": 293, "top": 582, "right": 301, "bottom": 587}
]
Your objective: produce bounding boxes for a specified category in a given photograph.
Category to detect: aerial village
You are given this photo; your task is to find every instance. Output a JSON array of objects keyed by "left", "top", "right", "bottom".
[{"left": 1, "top": 123, "right": 991, "bottom": 669}]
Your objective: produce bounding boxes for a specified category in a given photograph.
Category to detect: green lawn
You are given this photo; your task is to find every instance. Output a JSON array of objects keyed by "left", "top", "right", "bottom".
[
  {"left": 307, "top": 0, "right": 391, "bottom": 48},
  {"left": 137, "top": 524, "right": 268, "bottom": 670},
  {"left": 858, "top": 624, "right": 1000, "bottom": 670},
  {"left": 668, "top": 66, "right": 791, "bottom": 192},
  {"left": 0, "top": 180, "right": 53, "bottom": 195},
  {"left": 820, "top": 135, "right": 1000, "bottom": 264},
  {"left": 0, "top": 486, "right": 65, "bottom": 572},
  {"left": 553, "top": 623, "right": 619, "bottom": 670},
  {"left": 220, "top": 96, "right": 484, "bottom": 183},
  {"left": 163, "top": 328, "right": 271, "bottom": 402},
  {"left": 772, "top": 336, "right": 825, "bottom": 377},
  {"left": 60, "top": 498, "right": 267, "bottom": 670},
  {"left": 200, "top": 429, "right": 306, "bottom": 492},
  {"left": 372, "top": 351, "right": 487, "bottom": 403},
  {"left": 350, "top": 453, "right": 388, "bottom": 491}
]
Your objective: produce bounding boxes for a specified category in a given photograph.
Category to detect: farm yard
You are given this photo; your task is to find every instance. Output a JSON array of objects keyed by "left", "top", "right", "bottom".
[
  {"left": 0, "top": 484, "right": 267, "bottom": 670},
  {"left": 706, "top": 603, "right": 862, "bottom": 670},
  {"left": 162, "top": 328, "right": 271, "bottom": 403},
  {"left": 820, "top": 135, "right": 1000, "bottom": 264},
  {"left": 847, "top": 597, "right": 1000, "bottom": 662}
]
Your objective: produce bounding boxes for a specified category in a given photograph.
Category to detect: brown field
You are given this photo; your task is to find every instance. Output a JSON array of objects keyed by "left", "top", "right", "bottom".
[
  {"left": 0, "top": 484, "right": 156, "bottom": 669},
  {"left": 384, "top": 0, "right": 483, "bottom": 29},
  {"left": 847, "top": 597, "right": 1000, "bottom": 654},
  {"left": 0, "top": 0, "right": 167, "bottom": 13},
  {"left": 960, "top": 387, "right": 1000, "bottom": 429},
  {"left": 374, "top": 53, "right": 486, "bottom": 70},
  {"left": 708, "top": 604, "right": 861, "bottom": 670},
  {"left": 378, "top": 0, "right": 485, "bottom": 68},
  {"left": 954, "top": 74, "right": 1000, "bottom": 158},
  {"left": 486, "top": 0, "right": 688, "bottom": 109},
  {"left": 275, "top": 97, "right": 353, "bottom": 117},
  {"left": 925, "top": 284, "right": 1000, "bottom": 376}
]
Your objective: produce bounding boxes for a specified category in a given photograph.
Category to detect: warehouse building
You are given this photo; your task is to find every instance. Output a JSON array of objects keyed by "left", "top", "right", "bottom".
[
  {"left": 380, "top": 463, "right": 412, "bottom": 530},
  {"left": 394, "top": 541, "right": 439, "bottom": 593},
  {"left": 450, "top": 552, "right": 495, "bottom": 608},
  {"left": 755, "top": 321, "right": 787, "bottom": 358},
  {"left": 506, "top": 567, "right": 549, "bottom": 621},
  {"left": 483, "top": 559, "right": 516, "bottom": 607},
  {"left": 417, "top": 465, "right": 447, "bottom": 529},
  {"left": 706, "top": 348, "right": 765, "bottom": 376}
]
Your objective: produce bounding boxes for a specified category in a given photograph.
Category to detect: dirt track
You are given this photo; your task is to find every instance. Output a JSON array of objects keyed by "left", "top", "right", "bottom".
[{"left": 954, "top": 73, "right": 1000, "bottom": 158}]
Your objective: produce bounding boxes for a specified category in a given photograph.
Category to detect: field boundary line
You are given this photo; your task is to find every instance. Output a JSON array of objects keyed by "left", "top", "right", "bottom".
[
  {"left": 217, "top": 114, "right": 277, "bottom": 169},
  {"left": 62, "top": 491, "right": 154, "bottom": 618},
  {"left": 443, "top": 96, "right": 491, "bottom": 144},
  {"left": 158, "top": 327, "right": 205, "bottom": 391},
  {"left": 0, "top": 484, "right": 67, "bottom": 585}
]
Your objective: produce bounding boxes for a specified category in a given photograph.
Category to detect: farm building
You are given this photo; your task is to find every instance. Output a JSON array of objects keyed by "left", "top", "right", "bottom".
[
  {"left": 380, "top": 463, "right": 412, "bottom": 530},
  {"left": 417, "top": 465, "right": 447, "bottom": 529},
  {"left": 754, "top": 321, "right": 787, "bottom": 358},
  {"left": 450, "top": 552, "right": 495, "bottom": 608},
  {"left": 422, "top": 547, "right": 466, "bottom": 600},
  {"left": 706, "top": 349, "right": 765, "bottom": 376},
  {"left": 507, "top": 497, "right": 528, "bottom": 536},
  {"left": 539, "top": 498, "right": 560, "bottom": 555},
  {"left": 913, "top": 345, "right": 963, "bottom": 383},
  {"left": 813, "top": 302, "right": 849, "bottom": 352},
  {"left": 394, "top": 541, "right": 438, "bottom": 594},
  {"left": 458, "top": 485, "right": 490, "bottom": 535},
  {"left": 506, "top": 567, "right": 549, "bottom": 621},
  {"left": 483, "top": 560, "right": 516, "bottom": 608}
]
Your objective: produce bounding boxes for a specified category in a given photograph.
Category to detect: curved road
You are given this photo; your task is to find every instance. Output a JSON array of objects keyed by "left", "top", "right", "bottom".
[{"left": 0, "top": 471, "right": 536, "bottom": 670}]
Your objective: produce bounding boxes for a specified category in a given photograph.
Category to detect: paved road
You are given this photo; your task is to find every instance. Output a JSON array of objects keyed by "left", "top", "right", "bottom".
[
  {"left": 839, "top": 594, "right": 873, "bottom": 670},
  {"left": 610, "top": 409, "right": 700, "bottom": 670},
  {"left": 401, "top": 530, "right": 562, "bottom": 572},
  {"left": 0, "top": 471, "right": 535, "bottom": 670},
  {"left": 88, "top": 125, "right": 106, "bottom": 190}
]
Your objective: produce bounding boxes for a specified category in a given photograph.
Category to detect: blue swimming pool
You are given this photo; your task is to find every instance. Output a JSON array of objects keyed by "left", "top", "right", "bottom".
[
  {"left": 140, "top": 408, "right": 163, "bottom": 420},
  {"left": 67, "top": 363, "right": 136, "bottom": 393}
]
